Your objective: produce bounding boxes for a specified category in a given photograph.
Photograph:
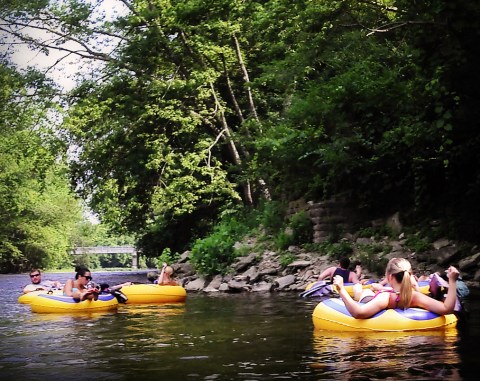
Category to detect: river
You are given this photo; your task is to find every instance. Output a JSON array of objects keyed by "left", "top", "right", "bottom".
[{"left": 0, "top": 271, "right": 478, "bottom": 380}]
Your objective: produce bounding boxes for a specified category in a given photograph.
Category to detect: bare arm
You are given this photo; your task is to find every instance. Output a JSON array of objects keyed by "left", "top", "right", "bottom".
[
  {"left": 334, "top": 275, "right": 389, "bottom": 318},
  {"left": 63, "top": 279, "right": 88, "bottom": 300},
  {"left": 413, "top": 266, "right": 459, "bottom": 314},
  {"left": 318, "top": 267, "right": 335, "bottom": 281},
  {"left": 348, "top": 271, "right": 361, "bottom": 284},
  {"left": 63, "top": 279, "right": 75, "bottom": 297},
  {"left": 157, "top": 263, "right": 167, "bottom": 284}
]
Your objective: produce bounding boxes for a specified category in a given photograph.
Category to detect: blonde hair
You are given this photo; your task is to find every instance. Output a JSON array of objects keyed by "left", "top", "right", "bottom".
[{"left": 385, "top": 258, "right": 413, "bottom": 308}]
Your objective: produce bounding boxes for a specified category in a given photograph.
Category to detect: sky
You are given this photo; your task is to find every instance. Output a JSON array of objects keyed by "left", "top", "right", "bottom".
[{"left": 6, "top": 0, "right": 128, "bottom": 91}]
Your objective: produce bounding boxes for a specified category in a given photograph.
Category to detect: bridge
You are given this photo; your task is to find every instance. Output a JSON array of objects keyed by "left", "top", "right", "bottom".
[{"left": 70, "top": 246, "right": 138, "bottom": 269}]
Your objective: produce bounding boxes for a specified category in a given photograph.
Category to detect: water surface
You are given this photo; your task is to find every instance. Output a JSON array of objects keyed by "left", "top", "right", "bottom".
[{"left": 0, "top": 271, "right": 478, "bottom": 380}]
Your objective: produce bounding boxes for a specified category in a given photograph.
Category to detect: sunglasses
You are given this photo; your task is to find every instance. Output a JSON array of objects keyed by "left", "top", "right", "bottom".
[
  {"left": 30, "top": 273, "right": 41, "bottom": 278},
  {"left": 83, "top": 275, "right": 92, "bottom": 281}
]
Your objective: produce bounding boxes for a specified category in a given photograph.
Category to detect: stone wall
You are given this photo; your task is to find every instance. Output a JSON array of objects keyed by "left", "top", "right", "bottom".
[{"left": 287, "top": 196, "right": 358, "bottom": 243}]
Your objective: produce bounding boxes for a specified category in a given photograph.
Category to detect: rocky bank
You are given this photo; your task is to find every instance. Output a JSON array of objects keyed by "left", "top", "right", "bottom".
[{"left": 166, "top": 235, "right": 480, "bottom": 294}]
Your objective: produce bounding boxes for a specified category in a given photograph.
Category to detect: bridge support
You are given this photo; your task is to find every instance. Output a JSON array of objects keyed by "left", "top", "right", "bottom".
[{"left": 131, "top": 250, "right": 138, "bottom": 269}]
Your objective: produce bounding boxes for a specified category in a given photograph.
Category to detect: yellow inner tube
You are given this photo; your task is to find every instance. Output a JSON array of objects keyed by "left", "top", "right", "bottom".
[
  {"left": 18, "top": 290, "right": 63, "bottom": 305},
  {"left": 30, "top": 293, "right": 119, "bottom": 313},
  {"left": 312, "top": 298, "right": 457, "bottom": 332},
  {"left": 121, "top": 284, "right": 187, "bottom": 304}
]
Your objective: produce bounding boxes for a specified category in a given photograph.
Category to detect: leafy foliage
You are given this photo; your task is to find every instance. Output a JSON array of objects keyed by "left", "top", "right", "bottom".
[
  {"left": 0, "top": 64, "right": 83, "bottom": 272},
  {"left": 190, "top": 214, "right": 250, "bottom": 275},
  {"left": 1, "top": 0, "right": 480, "bottom": 273}
]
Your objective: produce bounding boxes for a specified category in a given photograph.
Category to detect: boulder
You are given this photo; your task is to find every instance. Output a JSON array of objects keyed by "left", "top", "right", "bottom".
[
  {"left": 185, "top": 277, "right": 207, "bottom": 291},
  {"left": 273, "top": 274, "right": 296, "bottom": 290}
]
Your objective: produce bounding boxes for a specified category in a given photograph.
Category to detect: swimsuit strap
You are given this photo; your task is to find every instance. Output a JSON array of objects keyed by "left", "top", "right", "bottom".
[{"left": 368, "top": 289, "right": 400, "bottom": 308}]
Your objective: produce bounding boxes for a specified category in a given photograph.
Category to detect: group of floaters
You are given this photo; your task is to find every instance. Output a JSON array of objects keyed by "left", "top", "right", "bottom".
[
  {"left": 18, "top": 264, "right": 187, "bottom": 314},
  {"left": 305, "top": 257, "right": 467, "bottom": 332},
  {"left": 20, "top": 257, "right": 467, "bottom": 333}
]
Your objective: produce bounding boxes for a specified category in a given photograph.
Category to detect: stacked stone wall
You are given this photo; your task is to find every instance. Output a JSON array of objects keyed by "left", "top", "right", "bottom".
[{"left": 287, "top": 197, "right": 358, "bottom": 243}]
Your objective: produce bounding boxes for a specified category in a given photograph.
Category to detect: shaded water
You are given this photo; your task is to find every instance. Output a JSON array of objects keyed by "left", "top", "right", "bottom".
[{"left": 0, "top": 271, "right": 479, "bottom": 380}]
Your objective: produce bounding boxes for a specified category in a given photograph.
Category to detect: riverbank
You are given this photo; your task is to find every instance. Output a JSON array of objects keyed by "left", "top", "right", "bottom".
[{"left": 168, "top": 234, "right": 480, "bottom": 293}]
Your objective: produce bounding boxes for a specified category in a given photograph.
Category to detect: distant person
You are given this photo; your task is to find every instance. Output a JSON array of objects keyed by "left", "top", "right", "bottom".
[
  {"left": 352, "top": 261, "right": 366, "bottom": 282},
  {"left": 317, "top": 257, "right": 360, "bottom": 284},
  {"left": 147, "top": 271, "right": 158, "bottom": 283},
  {"left": 157, "top": 263, "right": 178, "bottom": 286},
  {"left": 63, "top": 265, "right": 99, "bottom": 301},
  {"left": 23, "top": 269, "right": 63, "bottom": 293},
  {"left": 334, "top": 257, "right": 460, "bottom": 318}
]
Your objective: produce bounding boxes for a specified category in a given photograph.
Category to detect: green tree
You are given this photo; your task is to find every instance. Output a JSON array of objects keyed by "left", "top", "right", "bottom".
[{"left": 0, "top": 64, "right": 84, "bottom": 272}]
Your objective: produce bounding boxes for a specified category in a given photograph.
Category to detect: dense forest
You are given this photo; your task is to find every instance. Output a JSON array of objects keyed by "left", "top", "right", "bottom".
[{"left": 1, "top": 0, "right": 479, "bottom": 274}]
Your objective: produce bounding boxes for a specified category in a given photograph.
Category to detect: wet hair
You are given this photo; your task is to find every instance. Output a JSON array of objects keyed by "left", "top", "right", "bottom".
[
  {"left": 29, "top": 268, "right": 42, "bottom": 275},
  {"left": 339, "top": 257, "right": 351, "bottom": 269},
  {"left": 74, "top": 265, "right": 91, "bottom": 279},
  {"left": 385, "top": 258, "right": 413, "bottom": 308}
]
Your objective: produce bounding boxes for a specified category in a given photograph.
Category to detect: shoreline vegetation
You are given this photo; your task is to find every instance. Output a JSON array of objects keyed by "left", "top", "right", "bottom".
[{"left": 2, "top": 2, "right": 480, "bottom": 280}]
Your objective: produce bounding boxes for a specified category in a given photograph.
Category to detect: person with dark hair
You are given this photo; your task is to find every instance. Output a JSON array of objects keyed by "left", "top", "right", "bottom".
[
  {"left": 334, "top": 257, "right": 460, "bottom": 318},
  {"left": 23, "top": 269, "right": 63, "bottom": 293},
  {"left": 63, "top": 265, "right": 99, "bottom": 301},
  {"left": 317, "top": 257, "right": 360, "bottom": 284}
]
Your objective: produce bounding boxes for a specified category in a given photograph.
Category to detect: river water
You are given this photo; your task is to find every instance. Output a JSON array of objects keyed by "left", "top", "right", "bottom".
[{"left": 0, "top": 271, "right": 478, "bottom": 380}]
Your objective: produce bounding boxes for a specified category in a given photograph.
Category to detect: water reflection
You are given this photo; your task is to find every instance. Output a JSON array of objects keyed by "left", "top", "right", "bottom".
[
  {"left": 311, "top": 328, "right": 461, "bottom": 380},
  {"left": 1, "top": 273, "right": 477, "bottom": 381}
]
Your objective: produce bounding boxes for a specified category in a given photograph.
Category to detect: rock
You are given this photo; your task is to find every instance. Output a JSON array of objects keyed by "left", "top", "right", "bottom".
[
  {"left": 273, "top": 274, "right": 296, "bottom": 290},
  {"left": 435, "top": 245, "right": 462, "bottom": 266},
  {"left": 242, "top": 266, "right": 260, "bottom": 283},
  {"left": 203, "top": 286, "right": 220, "bottom": 293},
  {"left": 433, "top": 239, "right": 451, "bottom": 250},
  {"left": 233, "top": 252, "right": 259, "bottom": 272},
  {"left": 185, "top": 277, "right": 207, "bottom": 291},
  {"left": 227, "top": 279, "right": 251, "bottom": 292},
  {"left": 458, "top": 253, "right": 480, "bottom": 272},
  {"left": 206, "top": 275, "right": 223, "bottom": 289},
  {"left": 287, "top": 260, "right": 311, "bottom": 269},
  {"left": 356, "top": 237, "right": 372, "bottom": 245},
  {"left": 251, "top": 282, "right": 273, "bottom": 292},
  {"left": 218, "top": 283, "right": 230, "bottom": 292},
  {"left": 178, "top": 251, "right": 191, "bottom": 263},
  {"left": 176, "top": 262, "right": 195, "bottom": 276}
]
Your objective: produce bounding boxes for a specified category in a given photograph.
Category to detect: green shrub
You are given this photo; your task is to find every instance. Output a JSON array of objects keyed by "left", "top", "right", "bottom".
[
  {"left": 404, "top": 235, "right": 432, "bottom": 253},
  {"left": 155, "top": 248, "right": 180, "bottom": 268},
  {"left": 190, "top": 215, "right": 250, "bottom": 275},
  {"left": 356, "top": 251, "right": 389, "bottom": 276},
  {"left": 274, "top": 230, "right": 295, "bottom": 250},
  {"left": 328, "top": 241, "right": 353, "bottom": 259},
  {"left": 288, "top": 211, "right": 313, "bottom": 245},
  {"left": 357, "top": 225, "right": 394, "bottom": 239},
  {"left": 279, "top": 252, "right": 296, "bottom": 266},
  {"left": 256, "top": 200, "right": 287, "bottom": 234}
]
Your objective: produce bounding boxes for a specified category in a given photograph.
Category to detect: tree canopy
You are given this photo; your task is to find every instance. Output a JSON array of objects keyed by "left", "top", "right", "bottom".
[{"left": 1, "top": 0, "right": 479, "bottom": 269}]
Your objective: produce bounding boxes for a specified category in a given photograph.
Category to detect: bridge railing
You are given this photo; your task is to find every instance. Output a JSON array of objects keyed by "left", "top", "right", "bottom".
[{"left": 70, "top": 246, "right": 138, "bottom": 269}]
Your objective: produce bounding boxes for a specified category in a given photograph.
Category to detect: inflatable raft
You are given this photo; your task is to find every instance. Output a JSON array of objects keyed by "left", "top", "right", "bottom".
[
  {"left": 18, "top": 290, "right": 63, "bottom": 304},
  {"left": 302, "top": 280, "right": 431, "bottom": 298},
  {"left": 301, "top": 281, "right": 372, "bottom": 298},
  {"left": 312, "top": 298, "right": 457, "bottom": 332},
  {"left": 120, "top": 284, "right": 187, "bottom": 304},
  {"left": 30, "top": 293, "right": 119, "bottom": 313}
]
